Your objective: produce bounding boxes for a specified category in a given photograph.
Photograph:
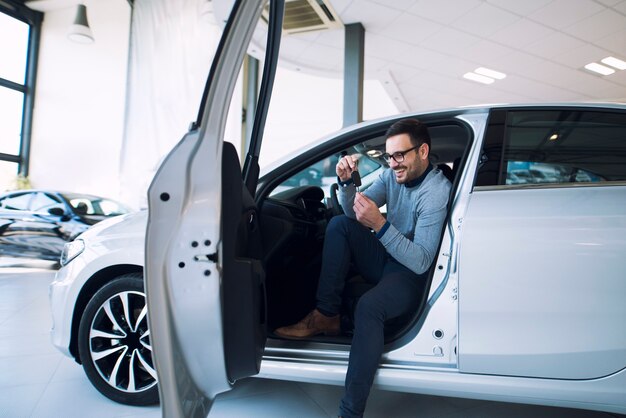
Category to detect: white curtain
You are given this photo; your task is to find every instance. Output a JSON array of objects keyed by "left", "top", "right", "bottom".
[{"left": 119, "top": 0, "right": 241, "bottom": 209}]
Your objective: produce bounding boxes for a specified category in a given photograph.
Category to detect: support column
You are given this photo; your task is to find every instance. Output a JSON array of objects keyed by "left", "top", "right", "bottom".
[
  {"left": 16, "top": 7, "right": 43, "bottom": 177},
  {"left": 343, "top": 23, "right": 364, "bottom": 128}
]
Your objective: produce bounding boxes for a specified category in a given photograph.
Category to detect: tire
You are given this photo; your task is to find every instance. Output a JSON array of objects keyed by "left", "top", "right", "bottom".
[{"left": 78, "top": 273, "right": 159, "bottom": 405}]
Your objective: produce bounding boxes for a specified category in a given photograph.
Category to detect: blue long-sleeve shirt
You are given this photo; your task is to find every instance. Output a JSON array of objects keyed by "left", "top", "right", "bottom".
[{"left": 339, "top": 165, "right": 451, "bottom": 274}]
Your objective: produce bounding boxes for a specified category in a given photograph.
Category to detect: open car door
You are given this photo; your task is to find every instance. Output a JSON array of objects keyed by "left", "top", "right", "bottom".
[{"left": 144, "top": 1, "right": 284, "bottom": 416}]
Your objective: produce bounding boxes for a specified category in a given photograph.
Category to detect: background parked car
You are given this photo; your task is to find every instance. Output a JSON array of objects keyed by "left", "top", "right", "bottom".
[{"left": 0, "top": 189, "right": 132, "bottom": 261}]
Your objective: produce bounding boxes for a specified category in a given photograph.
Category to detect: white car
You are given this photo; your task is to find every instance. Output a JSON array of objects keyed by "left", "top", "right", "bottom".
[
  {"left": 51, "top": 210, "right": 153, "bottom": 404},
  {"left": 51, "top": 0, "right": 626, "bottom": 415}
]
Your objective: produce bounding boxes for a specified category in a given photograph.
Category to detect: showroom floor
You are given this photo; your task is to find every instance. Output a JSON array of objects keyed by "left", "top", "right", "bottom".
[{"left": 0, "top": 258, "right": 619, "bottom": 418}]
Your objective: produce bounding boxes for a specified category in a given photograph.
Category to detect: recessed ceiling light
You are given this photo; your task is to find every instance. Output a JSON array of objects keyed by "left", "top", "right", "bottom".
[
  {"left": 549, "top": 133, "right": 558, "bottom": 141},
  {"left": 475, "top": 67, "right": 506, "bottom": 80},
  {"left": 463, "top": 72, "right": 494, "bottom": 84},
  {"left": 601, "top": 56, "right": 626, "bottom": 71},
  {"left": 584, "top": 62, "right": 615, "bottom": 76}
]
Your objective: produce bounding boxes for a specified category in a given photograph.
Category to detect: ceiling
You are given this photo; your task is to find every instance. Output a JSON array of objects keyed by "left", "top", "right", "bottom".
[
  {"left": 226, "top": 0, "right": 626, "bottom": 112},
  {"left": 29, "top": 0, "right": 626, "bottom": 113}
]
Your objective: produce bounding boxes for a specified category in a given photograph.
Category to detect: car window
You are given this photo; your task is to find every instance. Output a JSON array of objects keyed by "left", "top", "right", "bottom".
[
  {"left": 67, "top": 196, "right": 130, "bottom": 216},
  {"left": 31, "top": 192, "right": 64, "bottom": 213},
  {"left": 476, "top": 109, "right": 626, "bottom": 188},
  {"left": 69, "top": 198, "right": 92, "bottom": 214},
  {"left": 270, "top": 151, "right": 381, "bottom": 197},
  {"left": 0, "top": 192, "right": 32, "bottom": 211},
  {"left": 502, "top": 110, "right": 626, "bottom": 186},
  {"left": 91, "top": 199, "right": 129, "bottom": 216},
  {"left": 268, "top": 120, "right": 470, "bottom": 198}
]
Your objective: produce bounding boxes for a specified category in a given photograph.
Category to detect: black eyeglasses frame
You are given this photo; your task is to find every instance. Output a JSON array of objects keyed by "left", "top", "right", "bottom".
[{"left": 382, "top": 144, "right": 422, "bottom": 163}]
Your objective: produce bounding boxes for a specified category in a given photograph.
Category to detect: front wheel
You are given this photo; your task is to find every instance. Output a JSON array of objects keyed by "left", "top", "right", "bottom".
[{"left": 78, "top": 273, "right": 159, "bottom": 405}]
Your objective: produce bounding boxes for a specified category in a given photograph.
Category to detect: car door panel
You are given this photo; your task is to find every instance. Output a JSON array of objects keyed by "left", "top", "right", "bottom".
[
  {"left": 146, "top": 129, "right": 220, "bottom": 417},
  {"left": 0, "top": 215, "right": 64, "bottom": 260},
  {"left": 145, "top": 0, "right": 278, "bottom": 416},
  {"left": 459, "top": 180, "right": 626, "bottom": 379},
  {"left": 0, "top": 213, "right": 51, "bottom": 258}
]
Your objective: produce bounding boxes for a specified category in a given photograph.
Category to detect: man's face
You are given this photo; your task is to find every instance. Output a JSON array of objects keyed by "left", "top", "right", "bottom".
[{"left": 386, "top": 133, "right": 430, "bottom": 184}]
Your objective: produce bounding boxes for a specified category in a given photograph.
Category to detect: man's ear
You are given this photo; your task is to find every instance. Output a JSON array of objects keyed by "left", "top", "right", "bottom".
[{"left": 419, "top": 143, "right": 430, "bottom": 160}]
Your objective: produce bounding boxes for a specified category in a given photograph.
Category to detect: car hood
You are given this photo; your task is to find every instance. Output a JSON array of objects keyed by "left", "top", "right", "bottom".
[{"left": 78, "top": 210, "right": 147, "bottom": 242}]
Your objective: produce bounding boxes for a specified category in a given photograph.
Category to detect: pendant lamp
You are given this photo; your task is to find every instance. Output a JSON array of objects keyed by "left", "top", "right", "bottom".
[{"left": 67, "top": 4, "right": 94, "bottom": 44}]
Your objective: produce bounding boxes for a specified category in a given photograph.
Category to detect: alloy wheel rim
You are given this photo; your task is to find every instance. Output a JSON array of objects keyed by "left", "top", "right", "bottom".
[{"left": 89, "top": 290, "right": 157, "bottom": 393}]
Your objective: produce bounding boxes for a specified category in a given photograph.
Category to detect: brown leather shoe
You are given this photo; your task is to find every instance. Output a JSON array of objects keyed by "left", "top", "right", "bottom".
[{"left": 274, "top": 309, "right": 340, "bottom": 339}]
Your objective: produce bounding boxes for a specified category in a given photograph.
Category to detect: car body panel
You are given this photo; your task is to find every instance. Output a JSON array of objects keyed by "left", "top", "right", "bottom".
[
  {"left": 459, "top": 185, "right": 626, "bottom": 379},
  {"left": 0, "top": 190, "right": 130, "bottom": 260},
  {"left": 145, "top": 129, "right": 222, "bottom": 417},
  {"left": 50, "top": 211, "right": 147, "bottom": 356},
  {"left": 259, "top": 359, "right": 626, "bottom": 414},
  {"left": 0, "top": 210, "right": 78, "bottom": 259}
]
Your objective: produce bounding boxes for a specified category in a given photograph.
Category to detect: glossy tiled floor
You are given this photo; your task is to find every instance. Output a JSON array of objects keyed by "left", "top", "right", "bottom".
[{"left": 0, "top": 258, "right": 620, "bottom": 418}]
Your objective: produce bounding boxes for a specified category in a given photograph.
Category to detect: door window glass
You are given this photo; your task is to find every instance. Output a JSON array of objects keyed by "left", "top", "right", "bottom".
[
  {"left": 271, "top": 151, "right": 381, "bottom": 197},
  {"left": 503, "top": 110, "right": 626, "bottom": 185},
  {"left": 96, "top": 199, "right": 128, "bottom": 216},
  {"left": 68, "top": 198, "right": 93, "bottom": 215},
  {"left": 67, "top": 196, "right": 130, "bottom": 216},
  {"left": 0, "top": 192, "right": 32, "bottom": 210}
]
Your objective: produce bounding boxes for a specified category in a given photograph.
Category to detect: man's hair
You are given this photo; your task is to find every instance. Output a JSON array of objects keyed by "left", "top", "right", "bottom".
[{"left": 385, "top": 118, "right": 431, "bottom": 148}]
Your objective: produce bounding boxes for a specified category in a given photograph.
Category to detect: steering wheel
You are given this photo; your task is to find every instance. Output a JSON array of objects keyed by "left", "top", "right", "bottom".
[{"left": 329, "top": 183, "right": 344, "bottom": 217}]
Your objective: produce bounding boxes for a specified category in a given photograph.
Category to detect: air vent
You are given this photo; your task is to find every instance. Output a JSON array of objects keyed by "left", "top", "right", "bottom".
[{"left": 263, "top": 0, "right": 343, "bottom": 35}]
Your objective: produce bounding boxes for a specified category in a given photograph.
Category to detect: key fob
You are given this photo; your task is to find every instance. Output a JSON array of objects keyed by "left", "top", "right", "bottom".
[{"left": 351, "top": 170, "right": 362, "bottom": 188}]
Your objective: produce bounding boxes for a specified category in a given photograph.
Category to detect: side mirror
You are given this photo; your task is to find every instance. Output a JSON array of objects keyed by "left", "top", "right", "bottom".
[{"left": 48, "top": 207, "right": 66, "bottom": 217}]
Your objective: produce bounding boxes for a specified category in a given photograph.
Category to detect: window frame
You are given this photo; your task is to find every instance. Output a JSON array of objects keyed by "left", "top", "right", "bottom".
[{"left": 0, "top": 1, "right": 43, "bottom": 179}]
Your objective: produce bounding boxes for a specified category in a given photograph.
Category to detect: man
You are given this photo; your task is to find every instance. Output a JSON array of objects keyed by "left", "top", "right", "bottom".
[{"left": 275, "top": 118, "right": 451, "bottom": 418}]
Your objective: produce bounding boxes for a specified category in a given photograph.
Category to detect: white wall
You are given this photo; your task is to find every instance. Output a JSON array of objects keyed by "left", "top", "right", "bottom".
[
  {"left": 118, "top": 0, "right": 228, "bottom": 210},
  {"left": 29, "top": 0, "right": 130, "bottom": 202}
]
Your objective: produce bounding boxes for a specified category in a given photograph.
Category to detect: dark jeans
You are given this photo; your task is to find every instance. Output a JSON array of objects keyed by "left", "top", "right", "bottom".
[{"left": 316, "top": 215, "right": 426, "bottom": 418}]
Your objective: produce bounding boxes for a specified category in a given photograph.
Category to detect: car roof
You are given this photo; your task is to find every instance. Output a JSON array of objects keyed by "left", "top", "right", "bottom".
[{"left": 0, "top": 189, "right": 108, "bottom": 201}]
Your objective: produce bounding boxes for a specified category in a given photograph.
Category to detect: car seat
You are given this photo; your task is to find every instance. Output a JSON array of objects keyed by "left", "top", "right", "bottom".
[{"left": 75, "top": 202, "right": 89, "bottom": 215}]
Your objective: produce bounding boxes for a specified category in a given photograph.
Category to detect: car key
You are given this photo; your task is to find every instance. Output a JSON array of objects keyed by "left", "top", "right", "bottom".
[{"left": 351, "top": 170, "right": 362, "bottom": 192}]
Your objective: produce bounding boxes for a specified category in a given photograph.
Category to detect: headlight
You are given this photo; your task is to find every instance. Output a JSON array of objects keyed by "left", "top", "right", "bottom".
[{"left": 60, "top": 239, "right": 85, "bottom": 266}]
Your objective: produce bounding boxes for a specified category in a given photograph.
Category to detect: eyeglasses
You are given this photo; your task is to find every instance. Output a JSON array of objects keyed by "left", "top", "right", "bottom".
[{"left": 382, "top": 144, "right": 421, "bottom": 163}]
